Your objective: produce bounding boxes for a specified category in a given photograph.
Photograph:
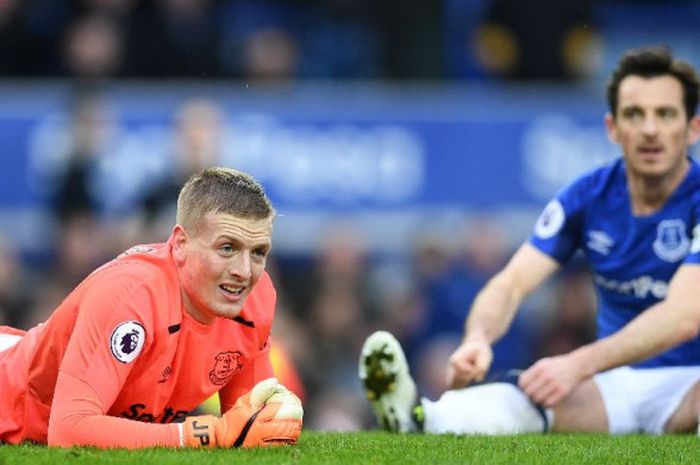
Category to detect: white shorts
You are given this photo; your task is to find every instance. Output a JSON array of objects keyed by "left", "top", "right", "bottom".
[
  {"left": 594, "top": 365, "right": 700, "bottom": 434},
  {"left": 0, "top": 334, "right": 21, "bottom": 352}
]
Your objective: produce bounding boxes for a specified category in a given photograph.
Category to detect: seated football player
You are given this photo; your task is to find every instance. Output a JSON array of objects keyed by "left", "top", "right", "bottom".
[
  {"left": 0, "top": 167, "right": 303, "bottom": 448},
  {"left": 361, "top": 46, "right": 700, "bottom": 436}
]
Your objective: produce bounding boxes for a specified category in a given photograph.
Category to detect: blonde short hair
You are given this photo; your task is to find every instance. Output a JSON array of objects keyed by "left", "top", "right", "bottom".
[{"left": 176, "top": 167, "right": 274, "bottom": 232}]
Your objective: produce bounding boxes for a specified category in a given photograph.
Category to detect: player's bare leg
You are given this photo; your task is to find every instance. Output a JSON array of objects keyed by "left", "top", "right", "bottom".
[
  {"left": 550, "top": 379, "right": 608, "bottom": 433},
  {"left": 663, "top": 380, "right": 700, "bottom": 434}
]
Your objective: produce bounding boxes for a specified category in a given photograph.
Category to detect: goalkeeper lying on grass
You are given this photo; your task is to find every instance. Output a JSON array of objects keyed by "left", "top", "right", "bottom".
[{"left": 0, "top": 167, "right": 302, "bottom": 448}]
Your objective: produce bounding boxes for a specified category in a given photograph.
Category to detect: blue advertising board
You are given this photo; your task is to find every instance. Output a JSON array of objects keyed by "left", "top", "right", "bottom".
[{"left": 0, "top": 81, "right": 669, "bottom": 253}]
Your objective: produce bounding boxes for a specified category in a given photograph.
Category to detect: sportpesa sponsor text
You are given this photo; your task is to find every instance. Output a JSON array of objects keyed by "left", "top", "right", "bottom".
[{"left": 594, "top": 274, "right": 668, "bottom": 299}]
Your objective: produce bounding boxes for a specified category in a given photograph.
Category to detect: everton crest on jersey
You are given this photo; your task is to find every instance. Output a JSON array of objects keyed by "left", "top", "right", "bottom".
[
  {"left": 653, "top": 219, "right": 690, "bottom": 262},
  {"left": 530, "top": 157, "right": 700, "bottom": 368}
]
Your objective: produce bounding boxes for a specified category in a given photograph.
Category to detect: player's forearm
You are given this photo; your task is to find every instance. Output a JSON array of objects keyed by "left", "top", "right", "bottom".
[
  {"left": 568, "top": 301, "right": 700, "bottom": 377},
  {"left": 465, "top": 243, "right": 557, "bottom": 345},
  {"left": 577, "top": 264, "right": 700, "bottom": 374},
  {"left": 48, "top": 371, "right": 182, "bottom": 449},
  {"left": 48, "top": 405, "right": 182, "bottom": 449},
  {"left": 464, "top": 273, "right": 524, "bottom": 344}
]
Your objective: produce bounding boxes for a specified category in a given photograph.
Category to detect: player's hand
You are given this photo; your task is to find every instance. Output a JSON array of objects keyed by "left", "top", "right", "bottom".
[
  {"left": 445, "top": 338, "right": 493, "bottom": 389},
  {"left": 518, "top": 355, "right": 587, "bottom": 407},
  {"left": 183, "top": 378, "right": 303, "bottom": 448}
]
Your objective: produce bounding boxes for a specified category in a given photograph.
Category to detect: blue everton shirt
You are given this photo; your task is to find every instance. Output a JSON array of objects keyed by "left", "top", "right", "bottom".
[{"left": 529, "top": 157, "right": 700, "bottom": 368}]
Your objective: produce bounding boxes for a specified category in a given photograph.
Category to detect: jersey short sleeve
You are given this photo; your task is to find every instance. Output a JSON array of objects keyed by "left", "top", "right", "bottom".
[{"left": 528, "top": 172, "right": 596, "bottom": 264}]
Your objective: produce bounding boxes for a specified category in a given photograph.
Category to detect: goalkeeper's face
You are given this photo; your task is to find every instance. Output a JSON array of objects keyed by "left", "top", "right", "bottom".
[{"left": 174, "top": 211, "right": 273, "bottom": 324}]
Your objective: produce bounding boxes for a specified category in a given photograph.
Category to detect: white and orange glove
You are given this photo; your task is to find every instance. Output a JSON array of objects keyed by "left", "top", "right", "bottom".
[{"left": 182, "top": 378, "right": 303, "bottom": 448}]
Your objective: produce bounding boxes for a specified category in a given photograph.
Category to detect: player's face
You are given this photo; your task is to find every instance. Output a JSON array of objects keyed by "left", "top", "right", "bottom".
[
  {"left": 606, "top": 75, "right": 700, "bottom": 180},
  {"left": 174, "top": 212, "right": 272, "bottom": 324}
]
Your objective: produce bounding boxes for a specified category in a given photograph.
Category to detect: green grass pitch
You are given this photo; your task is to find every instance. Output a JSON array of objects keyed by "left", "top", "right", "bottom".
[{"left": 2, "top": 431, "right": 699, "bottom": 464}]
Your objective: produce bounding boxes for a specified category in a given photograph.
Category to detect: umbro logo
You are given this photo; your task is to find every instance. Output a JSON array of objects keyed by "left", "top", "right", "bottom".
[
  {"left": 587, "top": 230, "right": 614, "bottom": 255},
  {"left": 158, "top": 366, "right": 172, "bottom": 384}
]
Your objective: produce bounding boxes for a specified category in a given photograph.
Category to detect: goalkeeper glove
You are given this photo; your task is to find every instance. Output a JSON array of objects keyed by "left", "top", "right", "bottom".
[{"left": 182, "top": 378, "right": 303, "bottom": 448}]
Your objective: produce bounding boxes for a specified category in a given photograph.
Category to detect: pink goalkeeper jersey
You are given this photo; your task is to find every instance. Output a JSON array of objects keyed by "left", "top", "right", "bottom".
[{"left": 0, "top": 236, "right": 275, "bottom": 448}]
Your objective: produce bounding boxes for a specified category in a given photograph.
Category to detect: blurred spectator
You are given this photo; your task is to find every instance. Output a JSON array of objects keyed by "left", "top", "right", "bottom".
[
  {"left": 407, "top": 219, "right": 536, "bottom": 380},
  {"left": 241, "top": 28, "right": 298, "bottom": 82},
  {"left": 50, "top": 90, "right": 114, "bottom": 222},
  {"left": 61, "top": 13, "right": 125, "bottom": 80},
  {"left": 0, "top": 236, "right": 34, "bottom": 328},
  {"left": 46, "top": 214, "right": 113, "bottom": 294},
  {"left": 29, "top": 87, "right": 153, "bottom": 222},
  {"left": 137, "top": 97, "right": 224, "bottom": 241},
  {"left": 283, "top": 222, "right": 379, "bottom": 429},
  {"left": 125, "top": 0, "right": 223, "bottom": 78},
  {"left": 23, "top": 89, "right": 125, "bottom": 325},
  {"left": 414, "top": 334, "right": 461, "bottom": 400},
  {"left": 218, "top": 1, "right": 299, "bottom": 80},
  {"left": 269, "top": 326, "right": 307, "bottom": 403},
  {"left": 473, "top": 0, "right": 603, "bottom": 80},
  {"left": 308, "top": 223, "right": 374, "bottom": 368},
  {"left": 533, "top": 262, "right": 597, "bottom": 358},
  {"left": 371, "top": 264, "right": 426, "bottom": 349},
  {"left": 307, "top": 390, "right": 368, "bottom": 431}
]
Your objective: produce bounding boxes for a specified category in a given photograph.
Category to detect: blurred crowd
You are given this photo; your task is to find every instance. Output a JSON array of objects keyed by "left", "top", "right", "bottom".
[
  {"left": 2, "top": 0, "right": 695, "bottom": 83},
  {"left": 0, "top": 90, "right": 599, "bottom": 430}
]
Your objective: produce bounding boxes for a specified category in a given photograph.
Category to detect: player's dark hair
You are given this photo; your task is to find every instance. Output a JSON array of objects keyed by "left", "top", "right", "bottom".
[
  {"left": 607, "top": 45, "right": 700, "bottom": 120},
  {"left": 176, "top": 167, "right": 274, "bottom": 231}
]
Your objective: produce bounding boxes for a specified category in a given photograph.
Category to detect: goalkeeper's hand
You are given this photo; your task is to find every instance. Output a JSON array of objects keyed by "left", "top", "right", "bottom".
[{"left": 182, "top": 378, "right": 303, "bottom": 448}]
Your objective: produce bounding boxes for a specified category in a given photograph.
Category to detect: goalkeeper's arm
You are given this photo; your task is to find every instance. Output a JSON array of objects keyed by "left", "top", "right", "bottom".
[{"left": 48, "top": 374, "right": 302, "bottom": 449}]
